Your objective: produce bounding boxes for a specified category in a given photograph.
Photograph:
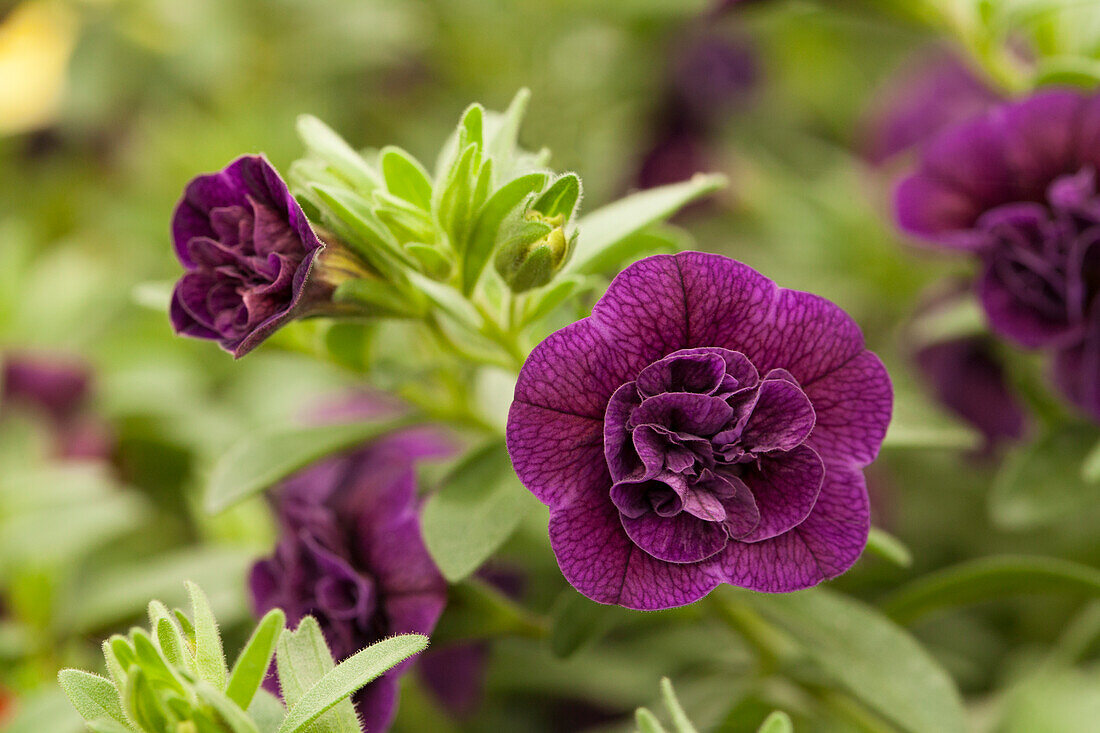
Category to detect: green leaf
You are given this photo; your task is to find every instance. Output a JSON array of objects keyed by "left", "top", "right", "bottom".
[
  {"left": 194, "top": 681, "right": 261, "bottom": 733},
  {"left": 275, "top": 617, "right": 342, "bottom": 711},
  {"left": 533, "top": 173, "right": 582, "bottom": 220},
  {"left": 406, "top": 243, "right": 454, "bottom": 281},
  {"left": 881, "top": 555, "right": 1100, "bottom": 625},
  {"left": 460, "top": 103, "right": 485, "bottom": 150},
  {"left": 566, "top": 174, "right": 725, "bottom": 275},
  {"left": 204, "top": 417, "right": 414, "bottom": 513},
  {"left": 991, "top": 423, "right": 1100, "bottom": 529},
  {"left": 277, "top": 634, "right": 429, "bottom": 733},
  {"left": 486, "top": 88, "right": 531, "bottom": 171},
  {"left": 296, "top": 115, "right": 382, "bottom": 192},
  {"left": 660, "top": 678, "right": 699, "bottom": 733},
  {"left": 407, "top": 271, "right": 486, "bottom": 333},
  {"left": 742, "top": 588, "right": 967, "bottom": 733},
  {"left": 156, "top": 617, "right": 186, "bottom": 668},
  {"left": 757, "top": 711, "right": 793, "bottom": 733},
  {"left": 380, "top": 146, "right": 433, "bottom": 210},
  {"left": 462, "top": 172, "right": 548, "bottom": 293},
  {"left": 248, "top": 690, "right": 288, "bottom": 733},
  {"left": 865, "top": 527, "right": 913, "bottom": 568},
  {"left": 635, "top": 708, "right": 669, "bottom": 733},
  {"left": 310, "top": 184, "right": 412, "bottom": 274},
  {"left": 519, "top": 274, "right": 592, "bottom": 327},
  {"left": 57, "top": 670, "right": 126, "bottom": 725},
  {"left": 332, "top": 277, "right": 424, "bottom": 318},
  {"left": 422, "top": 441, "right": 538, "bottom": 582},
  {"left": 187, "top": 581, "right": 228, "bottom": 689},
  {"left": 226, "top": 609, "right": 286, "bottom": 710},
  {"left": 549, "top": 589, "right": 628, "bottom": 658},
  {"left": 1083, "top": 437, "right": 1100, "bottom": 482},
  {"left": 1034, "top": 55, "right": 1100, "bottom": 88}
]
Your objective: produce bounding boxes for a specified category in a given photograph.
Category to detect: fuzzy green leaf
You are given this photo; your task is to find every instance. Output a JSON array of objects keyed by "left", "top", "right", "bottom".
[
  {"left": 297, "top": 116, "right": 382, "bottom": 192},
  {"left": 462, "top": 172, "right": 547, "bottom": 293},
  {"left": 187, "top": 581, "right": 228, "bottom": 689},
  {"left": 227, "top": 609, "right": 286, "bottom": 710},
  {"left": 380, "top": 146, "right": 433, "bottom": 210},
  {"left": 57, "top": 670, "right": 126, "bottom": 726},
  {"left": 757, "top": 711, "right": 793, "bottom": 733},
  {"left": 635, "top": 708, "right": 668, "bottom": 733},
  {"left": 533, "top": 173, "right": 581, "bottom": 220},
  {"left": 660, "top": 678, "right": 698, "bottom": 733},
  {"left": 277, "top": 634, "right": 429, "bottom": 733}
]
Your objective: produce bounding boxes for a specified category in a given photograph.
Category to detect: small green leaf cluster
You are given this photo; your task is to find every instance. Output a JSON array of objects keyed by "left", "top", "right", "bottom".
[
  {"left": 633, "top": 677, "right": 793, "bottom": 733},
  {"left": 286, "top": 88, "right": 723, "bottom": 370},
  {"left": 58, "top": 582, "right": 428, "bottom": 733}
]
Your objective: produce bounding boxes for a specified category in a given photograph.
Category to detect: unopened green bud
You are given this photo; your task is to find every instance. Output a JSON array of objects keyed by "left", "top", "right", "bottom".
[{"left": 494, "top": 211, "right": 573, "bottom": 293}]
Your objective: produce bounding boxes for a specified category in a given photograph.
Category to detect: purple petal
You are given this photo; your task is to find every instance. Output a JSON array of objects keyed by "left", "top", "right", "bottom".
[
  {"left": 635, "top": 349, "right": 728, "bottom": 396},
  {"left": 507, "top": 401, "right": 607, "bottom": 508},
  {"left": 803, "top": 350, "right": 893, "bottom": 466},
  {"left": 548, "top": 491, "right": 722, "bottom": 609},
  {"left": 738, "top": 445, "right": 824, "bottom": 542},
  {"left": 998, "top": 91, "right": 1085, "bottom": 200},
  {"left": 621, "top": 510, "right": 729, "bottom": 564},
  {"left": 631, "top": 392, "right": 735, "bottom": 437},
  {"left": 354, "top": 675, "right": 399, "bottom": 733},
  {"left": 512, "top": 318, "right": 635, "bottom": 419},
  {"left": 1052, "top": 313, "right": 1100, "bottom": 421},
  {"left": 714, "top": 462, "right": 869, "bottom": 592},
  {"left": 895, "top": 174, "right": 988, "bottom": 245},
  {"left": 739, "top": 377, "right": 816, "bottom": 453},
  {"left": 603, "top": 382, "right": 644, "bottom": 483}
]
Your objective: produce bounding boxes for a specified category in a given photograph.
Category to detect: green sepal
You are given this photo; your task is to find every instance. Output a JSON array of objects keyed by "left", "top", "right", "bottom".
[
  {"left": 462, "top": 172, "right": 548, "bottom": 294},
  {"left": 380, "top": 146, "right": 433, "bottom": 210}
]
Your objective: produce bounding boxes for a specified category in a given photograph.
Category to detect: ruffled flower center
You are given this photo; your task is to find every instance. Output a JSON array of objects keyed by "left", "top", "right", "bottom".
[
  {"left": 603, "top": 347, "right": 823, "bottom": 564},
  {"left": 979, "top": 167, "right": 1100, "bottom": 333},
  {"left": 177, "top": 196, "right": 309, "bottom": 340}
]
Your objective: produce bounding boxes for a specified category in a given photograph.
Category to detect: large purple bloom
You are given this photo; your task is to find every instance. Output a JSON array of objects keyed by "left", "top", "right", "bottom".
[
  {"left": 896, "top": 90, "right": 1100, "bottom": 418},
  {"left": 250, "top": 428, "right": 452, "bottom": 730},
  {"left": 170, "top": 155, "right": 326, "bottom": 357},
  {"left": 506, "top": 252, "right": 892, "bottom": 609}
]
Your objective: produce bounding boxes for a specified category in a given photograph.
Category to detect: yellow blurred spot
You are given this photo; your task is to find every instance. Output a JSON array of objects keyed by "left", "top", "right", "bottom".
[{"left": 0, "top": 1, "right": 78, "bottom": 135}]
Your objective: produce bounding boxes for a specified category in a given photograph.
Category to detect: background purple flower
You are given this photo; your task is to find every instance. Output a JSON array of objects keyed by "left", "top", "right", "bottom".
[
  {"left": 1, "top": 351, "right": 114, "bottom": 460},
  {"left": 895, "top": 90, "right": 1100, "bottom": 420},
  {"left": 914, "top": 336, "right": 1027, "bottom": 450},
  {"left": 170, "top": 155, "right": 326, "bottom": 357},
  {"left": 506, "top": 252, "right": 892, "bottom": 610},
  {"left": 861, "top": 51, "right": 999, "bottom": 164},
  {"left": 250, "top": 427, "right": 453, "bottom": 730}
]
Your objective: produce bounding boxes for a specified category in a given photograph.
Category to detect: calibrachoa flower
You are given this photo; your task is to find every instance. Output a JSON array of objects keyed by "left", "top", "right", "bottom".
[
  {"left": 171, "top": 155, "right": 337, "bottom": 357},
  {"left": 506, "top": 252, "right": 892, "bottom": 609},
  {"left": 250, "top": 427, "right": 452, "bottom": 730},
  {"left": 896, "top": 90, "right": 1100, "bottom": 419}
]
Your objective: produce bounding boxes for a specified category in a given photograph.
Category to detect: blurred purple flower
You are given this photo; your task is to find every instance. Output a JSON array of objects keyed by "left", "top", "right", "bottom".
[
  {"left": 170, "top": 155, "right": 328, "bottom": 358},
  {"left": 915, "top": 336, "right": 1026, "bottom": 449},
  {"left": 671, "top": 34, "right": 758, "bottom": 123},
  {"left": 862, "top": 52, "right": 999, "bottom": 164},
  {"left": 250, "top": 427, "right": 453, "bottom": 730},
  {"left": 895, "top": 90, "right": 1100, "bottom": 419},
  {"left": 1, "top": 351, "right": 113, "bottom": 460},
  {"left": 506, "top": 253, "right": 891, "bottom": 609}
]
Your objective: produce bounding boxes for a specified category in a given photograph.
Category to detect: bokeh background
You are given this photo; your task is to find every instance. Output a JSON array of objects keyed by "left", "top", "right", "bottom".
[{"left": 4, "top": 0, "right": 1100, "bottom": 731}]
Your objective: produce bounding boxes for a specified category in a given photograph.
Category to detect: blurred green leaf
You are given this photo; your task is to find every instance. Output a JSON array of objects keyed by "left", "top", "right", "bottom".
[
  {"left": 660, "top": 678, "right": 699, "bottom": 733},
  {"left": 636, "top": 707, "right": 669, "bottom": 733},
  {"left": 296, "top": 115, "right": 382, "bottom": 192},
  {"left": 991, "top": 423, "right": 1100, "bottom": 529},
  {"left": 757, "top": 711, "right": 794, "bottom": 733},
  {"left": 204, "top": 417, "right": 414, "bottom": 513},
  {"left": 549, "top": 588, "right": 628, "bottom": 658},
  {"left": 882, "top": 555, "right": 1100, "bottom": 625},
  {"left": 566, "top": 174, "right": 725, "bottom": 275},
  {"left": 743, "top": 588, "right": 967, "bottom": 733},
  {"left": 865, "top": 527, "right": 913, "bottom": 568},
  {"left": 422, "top": 440, "right": 538, "bottom": 582}
]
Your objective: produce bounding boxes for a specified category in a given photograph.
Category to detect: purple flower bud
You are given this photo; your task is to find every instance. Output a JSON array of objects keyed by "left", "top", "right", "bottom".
[
  {"left": 250, "top": 426, "right": 453, "bottom": 730},
  {"left": 506, "top": 253, "right": 892, "bottom": 609},
  {"left": 170, "top": 155, "right": 339, "bottom": 358},
  {"left": 895, "top": 90, "right": 1100, "bottom": 420}
]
